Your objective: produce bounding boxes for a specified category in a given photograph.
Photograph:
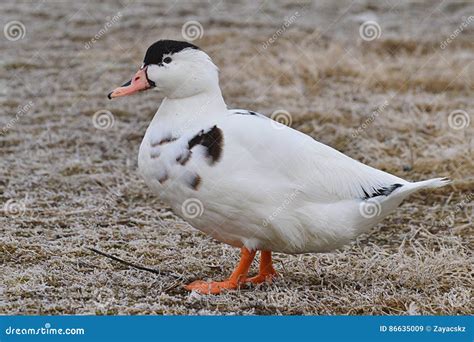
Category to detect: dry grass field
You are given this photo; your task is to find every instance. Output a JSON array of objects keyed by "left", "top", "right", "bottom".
[{"left": 1, "top": 1, "right": 473, "bottom": 315}]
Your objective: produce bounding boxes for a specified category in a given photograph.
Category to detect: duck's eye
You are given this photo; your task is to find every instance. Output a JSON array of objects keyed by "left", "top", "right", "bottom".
[{"left": 163, "top": 57, "right": 172, "bottom": 64}]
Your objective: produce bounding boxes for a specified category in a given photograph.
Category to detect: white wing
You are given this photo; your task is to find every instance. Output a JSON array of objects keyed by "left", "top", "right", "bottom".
[{"left": 218, "top": 111, "right": 408, "bottom": 203}]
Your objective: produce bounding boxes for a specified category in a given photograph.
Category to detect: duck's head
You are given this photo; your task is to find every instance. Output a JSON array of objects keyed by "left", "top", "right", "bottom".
[{"left": 108, "top": 40, "right": 219, "bottom": 100}]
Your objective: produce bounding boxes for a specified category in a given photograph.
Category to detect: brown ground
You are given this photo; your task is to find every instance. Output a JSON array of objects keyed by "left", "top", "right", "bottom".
[{"left": 1, "top": 0, "right": 473, "bottom": 315}]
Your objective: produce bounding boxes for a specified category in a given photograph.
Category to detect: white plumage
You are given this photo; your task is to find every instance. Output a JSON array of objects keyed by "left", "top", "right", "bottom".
[
  {"left": 138, "top": 98, "right": 448, "bottom": 254},
  {"left": 109, "top": 40, "right": 450, "bottom": 293}
]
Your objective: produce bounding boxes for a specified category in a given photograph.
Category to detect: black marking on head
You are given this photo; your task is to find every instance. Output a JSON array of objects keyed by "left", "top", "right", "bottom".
[
  {"left": 188, "top": 125, "right": 224, "bottom": 164},
  {"left": 143, "top": 40, "right": 199, "bottom": 66},
  {"left": 144, "top": 68, "right": 156, "bottom": 88},
  {"left": 189, "top": 174, "right": 202, "bottom": 190},
  {"left": 362, "top": 183, "right": 403, "bottom": 200}
]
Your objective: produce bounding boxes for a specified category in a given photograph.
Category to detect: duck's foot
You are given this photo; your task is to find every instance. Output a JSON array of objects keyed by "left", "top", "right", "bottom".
[
  {"left": 245, "top": 250, "right": 277, "bottom": 285},
  {"left": 245, "top": 271, "right": 278, "bottom": 285},
  {"left": 185, "top": 280, "right": 240, "bottom": 294},
  {"left": 185, "top": 247, "right": 256, "bottom": 295}
]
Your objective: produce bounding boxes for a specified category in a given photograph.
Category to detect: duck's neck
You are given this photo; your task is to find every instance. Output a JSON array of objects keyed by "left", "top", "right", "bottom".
[{"left": 149, "top": 87, "right": 227, "bottom": 133}]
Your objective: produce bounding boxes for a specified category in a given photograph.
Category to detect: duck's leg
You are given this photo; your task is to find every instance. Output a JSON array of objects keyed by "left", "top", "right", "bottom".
[
  {"left": 245, "top": 250, "right": 277, "bottom": 284},
  {"left": 185, "top": 247, "right": 256, "bottom": 294}
]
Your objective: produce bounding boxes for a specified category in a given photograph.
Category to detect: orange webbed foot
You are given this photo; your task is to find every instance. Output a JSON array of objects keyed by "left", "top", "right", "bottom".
[
  {"left": 185, "top": 247, "right": 256, "bottom": 295},
  {"left": 185, "top": 280, "right": 240, "bottom": 294},
  {"left": 245, "top": 250, "right": 277, "bottom": 285},
  {"left": 245, "top": 271, "right": 278, "bottom": 285},
  {"left": 184, "top": 249, "right": 280, "bottom": 294}
]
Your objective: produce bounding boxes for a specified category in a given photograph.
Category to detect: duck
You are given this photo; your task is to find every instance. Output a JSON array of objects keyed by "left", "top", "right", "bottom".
[{"left": 108, "top": 40, "right": 450, "bottom": 294}]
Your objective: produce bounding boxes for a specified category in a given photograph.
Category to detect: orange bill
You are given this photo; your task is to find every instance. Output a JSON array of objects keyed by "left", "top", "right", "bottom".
[{"left": 108, "top": 67, "right": 153, "bottom": 99}]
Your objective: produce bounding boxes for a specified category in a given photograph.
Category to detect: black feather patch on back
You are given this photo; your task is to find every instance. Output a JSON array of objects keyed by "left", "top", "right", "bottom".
[
  {"left": 233, "top": 110, "right": 257, "bottom": 115},
  {"left": 188, "top": 126, "right": 224, "bottom": 164},
  {"left": 362, "top": 183, "right": 403, "bottom": 199},
  {"left": 143, "top": 40, "right": 199, "bottom": 65}
]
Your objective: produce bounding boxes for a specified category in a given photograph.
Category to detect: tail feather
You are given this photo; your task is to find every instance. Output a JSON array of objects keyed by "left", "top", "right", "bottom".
[
  {"left": 349, "top": 177, "right": 451, "bottom": 238},
  {"left": 392, "top": 177, "right": 451, "bottom": 198},
  {"left": 410, "top": 177, "right": 451, "bottom": 189}
]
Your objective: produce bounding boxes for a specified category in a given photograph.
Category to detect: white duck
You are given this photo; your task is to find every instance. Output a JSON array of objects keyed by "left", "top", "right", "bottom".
[{"left": 108, "top": 40, "right": 450, "bottom": 294}]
